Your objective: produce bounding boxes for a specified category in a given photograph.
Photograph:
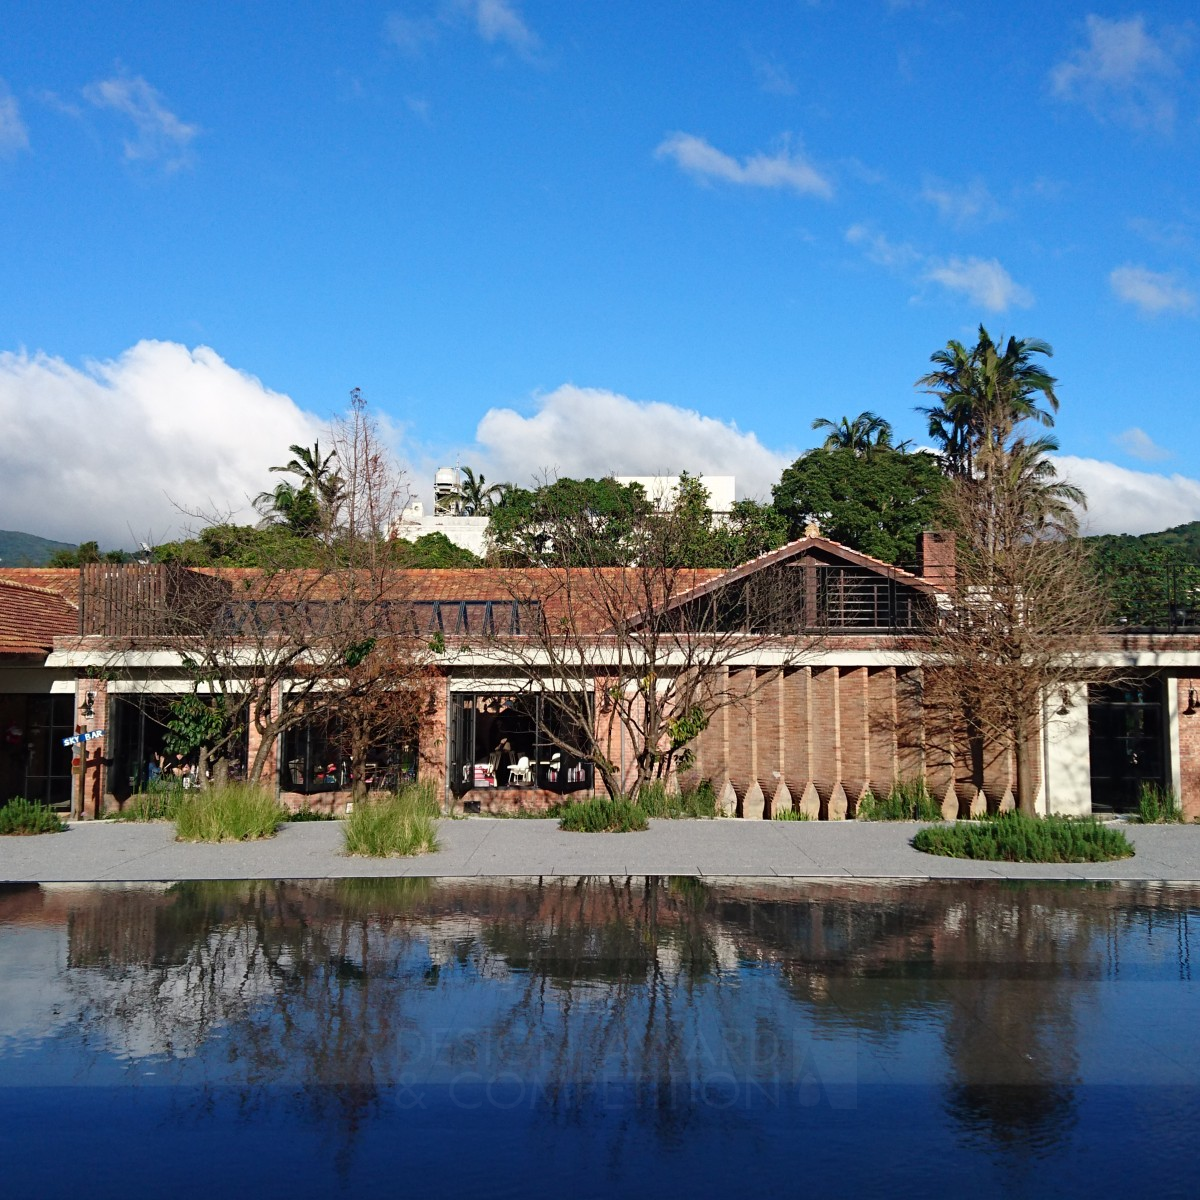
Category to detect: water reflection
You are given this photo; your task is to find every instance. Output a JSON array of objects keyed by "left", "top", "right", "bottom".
[{"left": 1, "top": 878, "right": 1198, "bottom": 1197}]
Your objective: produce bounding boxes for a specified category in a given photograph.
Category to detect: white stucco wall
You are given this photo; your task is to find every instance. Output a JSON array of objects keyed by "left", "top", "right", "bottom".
[{"left": 1041, "top": 683, "right": 1092, "bottom": 816}]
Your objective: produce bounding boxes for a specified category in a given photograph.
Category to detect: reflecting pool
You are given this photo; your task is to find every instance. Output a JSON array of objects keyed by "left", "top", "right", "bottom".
[{"left": 1, "top": 878, "right": 1198, "bottom": 1198}]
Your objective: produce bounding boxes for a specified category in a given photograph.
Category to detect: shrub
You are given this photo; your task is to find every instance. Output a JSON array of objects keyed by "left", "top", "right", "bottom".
[
  {"left": 913, "top": 811, "right": 1133, "bottom": 863},
  {"left": 0, "top": 797, "right": 66, "bottom": 836},
  {"left": 857, "top": 780, "right": 943, "bottom": 821},
  {"left": 559, "top": 796, "right": 649, "bottom": 833},
  {"left": 1137, "top": 783, "right": 1184, "bottom": 824},
  {"left": 174, "top": 783, "right": 285, "bottom": 842},
  {"left": 343, "top": 782, "right": 440, "bottom": 857},
  {"left": 636, "top": 780, "right": 719, "bottom": 819}
]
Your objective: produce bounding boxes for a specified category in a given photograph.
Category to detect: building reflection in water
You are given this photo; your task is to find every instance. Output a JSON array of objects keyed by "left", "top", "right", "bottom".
[{"left": 1, "top": 878, "right": 1197, "bottom": 1193}]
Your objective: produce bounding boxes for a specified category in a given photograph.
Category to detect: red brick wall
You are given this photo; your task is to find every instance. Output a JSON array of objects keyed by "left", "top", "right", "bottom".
[
  {"left": 839, "top": 666, "right": 870, "bottom": 811},
  {"left": 1177, "top": 678, "right": 1200, "bottom": 820}
]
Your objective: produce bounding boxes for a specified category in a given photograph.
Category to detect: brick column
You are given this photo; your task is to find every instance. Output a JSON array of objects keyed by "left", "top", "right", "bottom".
[
  {"left": 1176, "top": 678, "right": 1200, "bottom": 821},
  {"left": 420, "top": 673, "right": 449, "bottom": 803},
  {"left": 75, "top": 678, "right": 108, "bottom": 819}
]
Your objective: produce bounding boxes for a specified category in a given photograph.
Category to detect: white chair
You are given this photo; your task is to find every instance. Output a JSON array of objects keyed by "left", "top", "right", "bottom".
[{"left": 507, "top": 756, "right": 533, "bottom": 785}]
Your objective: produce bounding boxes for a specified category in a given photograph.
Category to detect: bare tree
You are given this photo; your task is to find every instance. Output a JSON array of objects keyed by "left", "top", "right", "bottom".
[
  {"left": 90, "top": 390, "right": 430, "bottom": 792},
  {"left": 917, "top": 463, "right": 1110, "bottom": 817},
  {"left": 488, "top": 485, "right": 817, "bottom": 799}
]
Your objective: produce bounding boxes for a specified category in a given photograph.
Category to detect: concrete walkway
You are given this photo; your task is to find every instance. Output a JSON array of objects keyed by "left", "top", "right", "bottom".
[{"left": 2, "top": 818, "right": 1200, "bottom": 882}]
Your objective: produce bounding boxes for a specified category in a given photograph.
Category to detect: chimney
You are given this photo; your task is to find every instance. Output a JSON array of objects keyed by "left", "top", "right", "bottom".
[{"left": 916, "top": 530, "right": 955, "bottom": 590}]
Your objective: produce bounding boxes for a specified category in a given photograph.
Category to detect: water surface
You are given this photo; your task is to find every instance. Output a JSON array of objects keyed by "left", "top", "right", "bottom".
[{"left": 1, "top": 877, "right": 1197, "bottom": 1197}]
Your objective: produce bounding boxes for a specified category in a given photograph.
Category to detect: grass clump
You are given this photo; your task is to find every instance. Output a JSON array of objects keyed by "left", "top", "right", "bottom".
[
  {"left": 343, "top": 782, "right": 440, "bottom": 857},
  {"left": 636, "top": 780, "right": 719, "bottom": 819},
  {"left": 772, "top": 806, "right": 810, "bottom": 821},
  {"left": 287, "top": 804, "right": 337, "bottom": 822},
  {"left": 913, "top": 811, "right": 1133, "bottom": 863},
  {"left": 116, "top": 785, "right": 184, "bottom": 822},
  {"left": 1137, "top": 783, "right": 1184, "bottom": 824},
  {"left": 857, "top": 780, "right": 943, "bottom": 822},
  {"left": 174, "top": 783, "right": 285, "bottom": 843},
  {"left": 0, "top": 797, "right": 67, "bottom": 836},
  {"left": 559, "top": 796, "right": 649, "bottom": 833}
]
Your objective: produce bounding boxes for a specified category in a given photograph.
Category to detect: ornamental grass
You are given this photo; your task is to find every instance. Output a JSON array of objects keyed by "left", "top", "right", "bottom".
[
  {"left": 912, "top": 811, "right": 1133, "bottom": 863},
  {"left": 343, "top": 782, "right": 440, "bottom": 857},
  {"left": 116, "top": 783, "right": 185, "bottom": 822},
  {"left": 0, "top": 797, "right": 67, "bottom": 836},
  {"left": 173, "top": 783, "right": 285, "bottom": 843},
  {"left": 635, "top": 780, "right": 719, "bottom": 819},
  {"left": 857, "top": 780, "right": 943, "bottom": 822},
  {"left": 559, "top": 796, "right": 649, "bottom": 833},
  {"left": 1137, "top": 784, "right": 1185, "bottom": 824}
]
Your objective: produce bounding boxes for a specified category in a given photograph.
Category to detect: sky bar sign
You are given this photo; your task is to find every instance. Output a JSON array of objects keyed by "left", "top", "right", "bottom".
[{"left": 62, "top": 729, "right": 105, "bottom": 747}]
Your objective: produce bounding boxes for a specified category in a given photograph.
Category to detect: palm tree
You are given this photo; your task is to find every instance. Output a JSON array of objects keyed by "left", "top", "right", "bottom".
[
  {"left": 917, "top": 326, "right": 1059, "bottom": 479},
  {"left": 254, "top": 480, "right": 321, "bottom": 536},
  {"left": 1001, "top": 436, "right": 1085, "bottom": 538},
  {"left": 270, "top": 442, "right": 345, "bottom": 522},
  {"left": 457, "top": 467, "right": 508, "bottom": 516},
  {"left": 810, "top": 411, "right": 894, "bottom": 454}
]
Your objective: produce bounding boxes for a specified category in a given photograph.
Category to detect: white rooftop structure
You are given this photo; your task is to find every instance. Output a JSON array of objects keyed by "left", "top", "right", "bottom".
[
  {"left": 394, "top": 471, "right": 738, "bottom": 559},
  {"left": 614, "top": 475, "right": 735, "bottom": 515}
]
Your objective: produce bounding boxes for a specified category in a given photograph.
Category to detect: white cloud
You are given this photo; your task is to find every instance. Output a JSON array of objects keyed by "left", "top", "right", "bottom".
[
  {"left": 656, "top": 132, "right": 833, "bottom": 199},
  {"left": 924, "top": 256, "right": 1033, "bottom": 312},
  {"left": 471, "top": 385, "right": 791, "bottom": 500},
  {"left": 1109, "top": 264, "right": 1197, "bottom": 315},
  {"left": 845, "top": 223, "right": 920, "bottom": 269},
  {"left": 920, "top": 177, "right": 1003, "bottom": 226},
  {"left": 1056, "top": 456, "right": 1200, "bottom": 535},
  {"left": 386, "top": 2, "right": 540, "bottom": 58},
  {"left": 0, "top": 341, "right": 324, "bottom": 547},
  {"left": 0, "top": 78, "right": 29, "bottom": 156},
  {"left": 1114, "top": 427, "right": 1173, "bottom": 462},
  {"left": 1050, "top": 14, "right": 1186, "bottom": 132},
  {"left": 473, "top": 0, "right": 539, "bottom": 54},
  {"left": 83, "top": 74, "right": 199, "bottom": 168}
]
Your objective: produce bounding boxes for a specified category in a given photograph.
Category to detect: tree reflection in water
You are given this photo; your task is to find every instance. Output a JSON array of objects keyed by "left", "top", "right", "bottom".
[{"left": 2, "top": 877, "right": 1198, "bottom": 1188}]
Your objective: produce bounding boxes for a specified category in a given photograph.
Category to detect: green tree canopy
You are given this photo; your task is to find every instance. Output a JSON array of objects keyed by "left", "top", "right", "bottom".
[
  {"left": 49, "top": 541, "right": 133, "bottom": 567},
  {"left": 152, "top": 524, "right": 323, "bottom": 568},
  {"left": 488, "top": 473, "right": 787, "bottom": 569},
  {"left": 771, "top": 446, "right": 946, "bottom": 565},
  {"left": 390, "top": 532, "right": 482, "bottom": 568},
  {"left": 488, "top": 476, "right": 653, "bottom": 566},
  {"left": 1086, "top": 536, "right": 1200, "bottom": 627}
]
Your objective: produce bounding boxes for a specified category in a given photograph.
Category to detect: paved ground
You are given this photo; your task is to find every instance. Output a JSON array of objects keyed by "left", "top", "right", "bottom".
[{"left": 2, "top": 817, "right": 1200, "bottom": 882}]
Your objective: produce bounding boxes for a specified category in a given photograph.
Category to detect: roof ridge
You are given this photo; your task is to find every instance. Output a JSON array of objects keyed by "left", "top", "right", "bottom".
[{"left": 0, "top": 577, "right": 79, "bottom": 606}]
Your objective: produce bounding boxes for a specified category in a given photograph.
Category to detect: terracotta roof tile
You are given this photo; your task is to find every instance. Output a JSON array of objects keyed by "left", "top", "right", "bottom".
[{"left": 0, "top": 577, "right": 78, "bottom": 656}]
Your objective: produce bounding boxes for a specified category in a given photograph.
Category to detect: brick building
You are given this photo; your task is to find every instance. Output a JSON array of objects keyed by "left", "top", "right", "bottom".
[{"left": 1, "top": 532, "right": 1197, "bottom": 820}]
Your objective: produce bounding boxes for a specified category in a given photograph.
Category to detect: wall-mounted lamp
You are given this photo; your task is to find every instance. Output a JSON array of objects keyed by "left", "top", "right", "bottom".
[
  {"left": 1055, "top": 688, "right": 1072, "bottom": 717},
  {"left": 1185, "top": 688, "right": 1198, "bottom": 717},
  {"left": 80, "top": 691, "right": 96, "bottom": 719}
]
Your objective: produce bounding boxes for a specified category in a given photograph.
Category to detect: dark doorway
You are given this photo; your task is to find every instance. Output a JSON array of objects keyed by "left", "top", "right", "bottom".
[
  {"left": 0, "top": 695, "right": 74, "bottom": 808},
  {"left": 1088, "top": 679, "right": 1167, "bottom": 813}
]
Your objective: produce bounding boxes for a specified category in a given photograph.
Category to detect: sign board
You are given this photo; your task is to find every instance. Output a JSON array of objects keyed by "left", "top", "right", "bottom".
[{"left": 62, "top": 729, "right": 105, "bottom": 747}]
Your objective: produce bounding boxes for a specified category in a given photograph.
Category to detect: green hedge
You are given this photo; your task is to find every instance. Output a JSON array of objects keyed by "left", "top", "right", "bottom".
[{"left": 913, "top": 812, "right": 1133, "bottom": 863}]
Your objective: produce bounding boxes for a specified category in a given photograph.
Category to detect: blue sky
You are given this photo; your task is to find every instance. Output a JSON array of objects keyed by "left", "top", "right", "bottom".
[{"left": 2, "top": 1, "right": 1199, "bottom": 545}]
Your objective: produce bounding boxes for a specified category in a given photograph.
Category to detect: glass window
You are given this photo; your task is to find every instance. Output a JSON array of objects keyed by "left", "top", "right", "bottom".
[
  {"left": 449, "top": 692, "right": 593, "bottom": 796},
  {"left": 281, "top": 710, "right": 419, "bottom": 795},
  {"left": 109, "top": 695, "right": 249, "bottom": 797}
]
